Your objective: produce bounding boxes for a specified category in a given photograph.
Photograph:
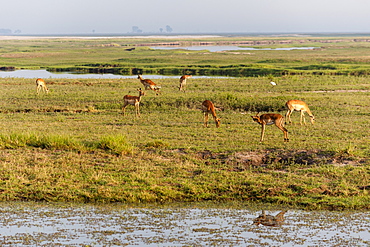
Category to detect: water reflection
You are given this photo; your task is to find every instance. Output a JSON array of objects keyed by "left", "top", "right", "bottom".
[
  {"left": 0, "top": 202, "right": 369, "bottom": 246},
  {"left": 0, "top": 70, "right": 228, "bottom": 79},
  {"left": 0, "top": 69, "right": 145, "bottom": 79}
]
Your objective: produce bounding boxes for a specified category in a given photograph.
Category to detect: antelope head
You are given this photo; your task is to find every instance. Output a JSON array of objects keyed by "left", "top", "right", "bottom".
[
  {"left": 137, "top": 88, "right": 145, "bottom": 96},
  {"left": 251, "top": 112, "right": 261, "bottom": 123},
  {"left": 310, "top": 115, "right": 315, "bottom": 125},
  {"left": 215, "top": 117, "right": 221, "bottom": 128}
]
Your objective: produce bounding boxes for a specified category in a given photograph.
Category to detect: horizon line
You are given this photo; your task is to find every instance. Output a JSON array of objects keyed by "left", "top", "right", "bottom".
[{"left": 2, "top": 31, "right": 370, "bottom": 37}]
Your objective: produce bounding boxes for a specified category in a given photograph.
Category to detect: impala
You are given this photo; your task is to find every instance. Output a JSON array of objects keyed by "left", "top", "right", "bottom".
[
  {"left": 285, "top": 99, "right": 315, "bottom": 125},
  {"left": 36, "top": 78, "right": 49, "bottom": 94},
  {"left": 179, "top": 75, "right": 192, "bottom": 92},
  {"left": 137, "top": 75, "right": 161, "bottom": 95},
  {"left": 122, "top": 88, "right": 145, "bottom": 117},
  {"left": 251, "top": 113, "right": 289, "bottom": 142},
  {"left": 202, "top": 100, "right": 221, "bottom": 128}
]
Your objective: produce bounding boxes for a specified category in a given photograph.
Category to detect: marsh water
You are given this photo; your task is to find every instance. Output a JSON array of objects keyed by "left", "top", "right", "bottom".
[
  {"left": 0, "top": 69, "right": 171, "bottom": 79},
  {"left": 0, "top": 69, "right": 230, "bottom": 79},
  {"left": 150, "top": 46, "right": 318, "bottom": 52},
  {"left": 0, "top": 202, "right": 369, "bottom": 246}
]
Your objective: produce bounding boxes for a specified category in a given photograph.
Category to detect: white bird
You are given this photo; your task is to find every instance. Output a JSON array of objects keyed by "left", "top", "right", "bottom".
[{"left": 270, "top": 81, "right": 277, "bottom": 86}]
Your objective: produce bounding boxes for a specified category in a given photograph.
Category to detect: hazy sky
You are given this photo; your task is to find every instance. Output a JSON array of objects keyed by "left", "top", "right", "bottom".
[{"left": 1, "top": 0, "right": 369, "bottom": 34}]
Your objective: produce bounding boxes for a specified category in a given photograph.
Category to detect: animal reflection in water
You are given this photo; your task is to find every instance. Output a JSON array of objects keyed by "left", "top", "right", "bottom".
[{"left": 253, "top": 210, "right": 287, "bottom": 227}]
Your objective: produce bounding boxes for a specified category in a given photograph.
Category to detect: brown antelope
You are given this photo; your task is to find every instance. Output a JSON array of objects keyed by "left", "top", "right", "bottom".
[
  {"left": 179, "top": 75, "right": 192, "bottom": 92},
  {"left": 137, "top": 75, "right": 161, "bottom": 95},
  {"left": 36, "top": 78, "right": 49, "bottom": 94},
  {"left": 202, "top": 100, "right": 221, "bottom": 128},
  {"left": 122, "top": 88, "right": 145, "bottom": 117},
  {"left": 285, "top": 99, "right": 315, "bottom": 125},
  {"left": 251, "top": 113, "right": 289, "bottom": 142}
]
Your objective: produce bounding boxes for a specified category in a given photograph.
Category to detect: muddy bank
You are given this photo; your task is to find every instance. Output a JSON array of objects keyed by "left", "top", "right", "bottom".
[{"left": 195, "top": 149, "right": 367, "bottom": 169}]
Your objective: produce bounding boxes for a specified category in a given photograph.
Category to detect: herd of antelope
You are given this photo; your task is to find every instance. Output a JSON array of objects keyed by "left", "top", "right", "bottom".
[{"left": 35, "top": 75, "right": 315, "bottom": 142}]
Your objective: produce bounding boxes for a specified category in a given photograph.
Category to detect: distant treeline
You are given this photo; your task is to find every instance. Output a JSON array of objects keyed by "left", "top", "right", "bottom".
[{"left": 48, "top": 64, "right": 370, "bottom": 77}]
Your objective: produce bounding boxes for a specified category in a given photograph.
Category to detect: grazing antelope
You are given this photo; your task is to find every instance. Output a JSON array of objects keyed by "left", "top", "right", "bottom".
[
  {"left": 36, "top": 78, "right": 49, "bottom": 94},
  {"left": 251, "top": 113, "right": 289, "bottom": 142},
  {"left": 179, "top": 75, "right": 192, "bottom": 92},
  {"left": 202, "top": 100, "right": 221, "bottom": 128},
  {"left": 122, "top": 88, "right": 145, "bottom": 117},
  {"left": 285, "top": 99, "right": 315, "bottom": 125},
  {"left": 137, "top": 75, "right": 161, "bottom": 95}
]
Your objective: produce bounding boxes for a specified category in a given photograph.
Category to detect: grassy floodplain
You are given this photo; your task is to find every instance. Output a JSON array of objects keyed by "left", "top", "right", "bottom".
[
  {"left": 3, "top": 35, "right": 370, "bottom": 76},
  {"left": 0, "top": 35, "right": 369, "bottom": 210}
]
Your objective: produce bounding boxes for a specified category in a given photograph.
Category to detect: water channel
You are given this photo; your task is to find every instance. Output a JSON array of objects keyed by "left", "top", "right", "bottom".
[
  {"left": 0, "top": 69, "right": 230, "bottom": 80},
  {"left": 0, "top": 69, "right": 173, "bottom": 79},
  {"left": 0, "top": 202, "right": 369, "bottom": 246}
]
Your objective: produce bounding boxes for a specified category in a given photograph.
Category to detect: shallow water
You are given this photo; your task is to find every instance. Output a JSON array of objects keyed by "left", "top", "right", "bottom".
[
  {"left": 0, "top": 69, "right": 229, "bottom": 79},
  {"left": 0, "top": 202, "right": 369, "bottom": 246},
  {"left": 151, "top": 45, "right": 318, "bottom": 52}
]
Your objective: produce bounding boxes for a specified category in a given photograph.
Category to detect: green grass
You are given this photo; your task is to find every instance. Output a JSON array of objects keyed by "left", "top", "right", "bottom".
[
  {"left": 0, "top": 74, "right": 369, "bottom": 209},
  {"left": 0, "top": 36, "right": 369, "bottom": 209}
]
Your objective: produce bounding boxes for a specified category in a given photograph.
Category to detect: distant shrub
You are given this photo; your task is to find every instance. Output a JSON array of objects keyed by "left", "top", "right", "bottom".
[{"left": 293, "top": 64, "right": 337, "bottom": 70}]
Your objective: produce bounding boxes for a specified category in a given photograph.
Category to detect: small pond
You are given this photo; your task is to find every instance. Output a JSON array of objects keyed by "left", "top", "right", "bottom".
[
  {"left": 0, "top": 202, "right": 368, "bottom": 246},
  {"left": 151, "top": 46, "right": 318, "bottom": 52}
]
